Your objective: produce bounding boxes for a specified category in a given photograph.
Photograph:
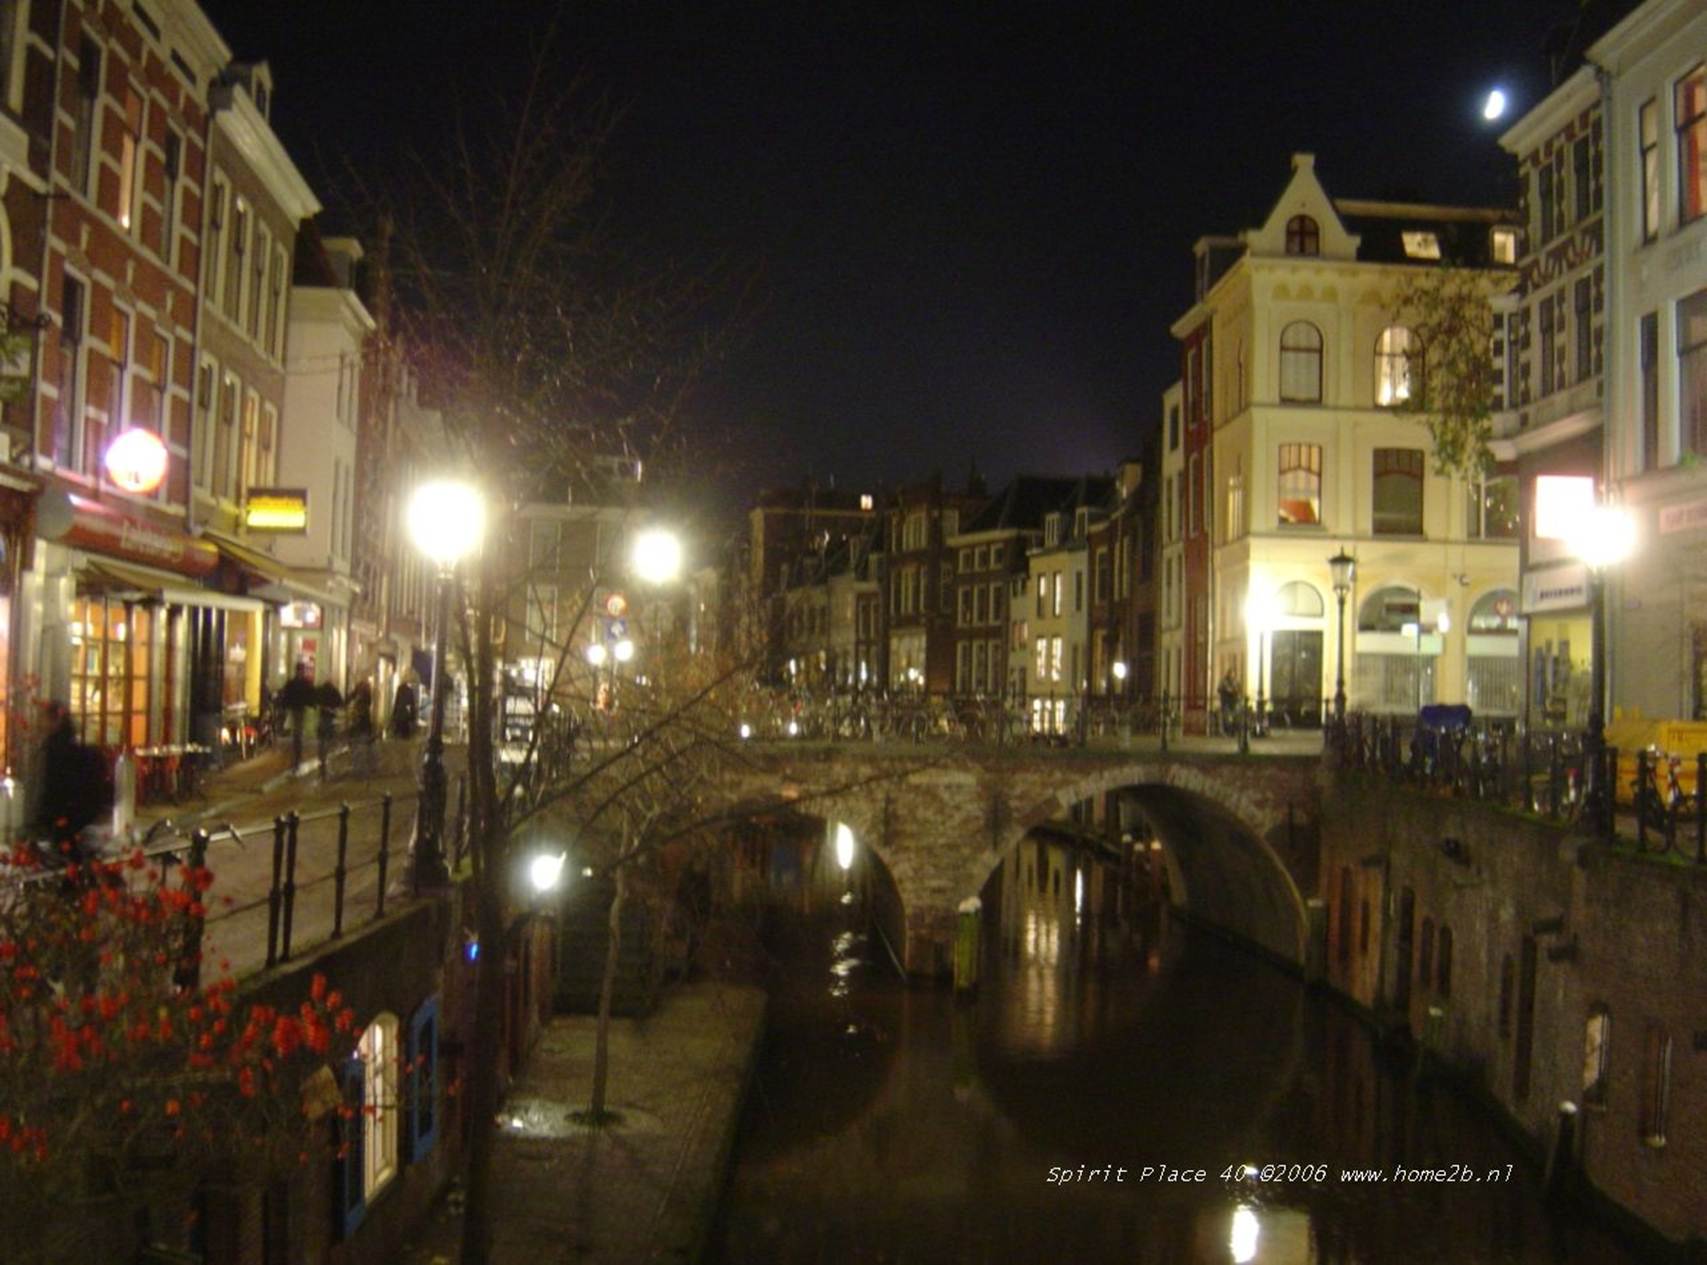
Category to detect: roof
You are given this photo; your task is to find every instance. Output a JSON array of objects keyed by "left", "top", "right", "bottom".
[
  {"left": 1333, "top": 199, "right": 1518, "bottom": 267},
  {"left": 961, "top": 475, "right": 1086, "bottom": 534}
]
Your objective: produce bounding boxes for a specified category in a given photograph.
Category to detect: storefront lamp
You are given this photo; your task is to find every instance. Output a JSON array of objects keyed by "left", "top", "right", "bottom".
[{"left": 105, "top": 428, "right": 169, "bottom": 495}]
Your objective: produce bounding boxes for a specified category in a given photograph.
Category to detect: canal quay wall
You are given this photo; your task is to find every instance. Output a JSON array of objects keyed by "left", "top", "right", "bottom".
[{"left": 1318, "top": 776, "right": 1707, "bottom": 1253}]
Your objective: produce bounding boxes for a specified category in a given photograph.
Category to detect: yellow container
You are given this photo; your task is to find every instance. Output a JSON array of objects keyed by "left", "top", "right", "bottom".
[{"left": 1604, "top": 719, "right": 1707, "bottom": 801}]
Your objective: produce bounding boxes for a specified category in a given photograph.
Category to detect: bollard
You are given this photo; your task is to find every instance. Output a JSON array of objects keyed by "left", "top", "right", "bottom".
[
  {"left": 280, "top": 812, "right": 301, "bottom": 963},
  {"left": 265, "top": 815, "right": 286, "bottom": 969},
  {"left": 173, "top": 828, "right": 210, "bottom": 991},
  {"left": 375, "top": 793, "right": 392, "bottom": 919},
  {"left": 953, "top": 896, "right": 981, "bottom": 993},
  {"left": 332, "top": 803, "right": 350, "bottom": 939},
  {"left": 1637, "top": 749, "right": 1650, "bottom": 851}
]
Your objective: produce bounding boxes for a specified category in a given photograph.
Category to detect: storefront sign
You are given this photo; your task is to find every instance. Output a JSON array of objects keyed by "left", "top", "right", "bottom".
[
  {"left": 1658, "top": 496, "right": 1707, "bottom": 536},
  {"left": 279, "top": 600, "right": 322, "bottom": 629},
  {"left": 244, "top": 488, "right": 309, "bottom": 533},
  {"left": 38, "top": 489, "right": 218, "bottom": 576},
  {"left": 1522, "top": 562, "right": 1588, "bottom": 614}
]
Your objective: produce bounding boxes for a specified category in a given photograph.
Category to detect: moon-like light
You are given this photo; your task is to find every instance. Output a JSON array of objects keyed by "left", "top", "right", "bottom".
[{"left": 1483, "top": 88, "right": 1507, "bottom": 121}]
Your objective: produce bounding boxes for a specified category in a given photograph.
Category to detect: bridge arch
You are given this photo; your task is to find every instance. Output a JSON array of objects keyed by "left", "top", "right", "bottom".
[{"left": 964, "top": 759, "right": 1313, "bottom": 967}]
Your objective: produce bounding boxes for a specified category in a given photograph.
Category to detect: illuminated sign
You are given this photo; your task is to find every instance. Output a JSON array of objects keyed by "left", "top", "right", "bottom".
[
  {"left": 1534, "top": 476, "right": 1594, "bottom": 541},
  {"left": 244, "top": 488, "right": 309, "bottom": 533},
  {"left": 604, "top": 592, "right": 628, "bottom": 618},
  {"left": 279, "top": 601, "right": 322, "bottom": 630},
  {"left": 104, "top": 428, "right": 168, "bottom": 495}
]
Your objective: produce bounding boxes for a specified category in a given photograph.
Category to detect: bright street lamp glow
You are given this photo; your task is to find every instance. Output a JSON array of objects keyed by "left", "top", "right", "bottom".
[
  {"left": 786, "top": 719, "right": 800, "bottom": 737},
  {"left": 738, "top": 722, "right": 752, "bottom": 740},
  {"left": 834, "top": 822, "right": 855, "bottom": 871},
  {"left": 631, "top": 528, "right": 684, "bottom": 585},
  {"left": 406, "top": 479, "right": 485, "bottom": 568},
  {"left": 585, "top": 642, "right": 608, "bottom": 667},
  {"left": 1230, "top": 1206, "right": 1260, "bottom": 1264},
  {"left": 1482, "top": 88, "right": 1507, "bottom": 121},
  {"left": 1567, "top": 504, "right": 1637, "bottom": 571},
  {"left": 612, "top": 637, "right": 636, "bottom": 663},
  {"left": 1111, "top": 660, "right": 1128, "bottom": 681},
  {"left": 1243, "top": 589, "right": 1276, "bottom": 632},
  {"left": 528, "top": 851, "right": 567, "bottom": 894}
]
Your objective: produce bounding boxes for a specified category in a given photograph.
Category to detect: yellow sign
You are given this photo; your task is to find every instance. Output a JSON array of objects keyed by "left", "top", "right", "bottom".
[{"left": 245, "top": 488, "right": 309, "bottom": 532}]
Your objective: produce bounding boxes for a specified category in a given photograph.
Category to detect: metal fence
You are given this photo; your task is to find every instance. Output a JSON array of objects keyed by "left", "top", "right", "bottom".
[{"left": 1331, "top": 713, "right": 1707, "bottom": 864}]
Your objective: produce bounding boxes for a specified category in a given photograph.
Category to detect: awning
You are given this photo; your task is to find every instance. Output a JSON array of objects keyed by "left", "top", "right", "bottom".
[
  {"left": 202, "top": 531, "right": 338, "bottom": 606},
  {"left": 78, "top": 557, "right": 263, "bottom": 613}
]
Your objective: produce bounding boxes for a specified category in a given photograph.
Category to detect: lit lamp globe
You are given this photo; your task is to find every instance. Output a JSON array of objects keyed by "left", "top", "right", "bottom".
[
  {"left": 631, "top": 528, "right": 684, "bottom": 585},
  {"left": 1111, "top": 660, "right": 1128, "bottom": 682},
  {"left": 105, "top": 428, "right": 169, "bottom": 496},
  {"left": 406, "top": 479, "right": 485, "bottom": 568},
  {"left": 1567, "top": 505, "right": 1636, "bottom": 571}
]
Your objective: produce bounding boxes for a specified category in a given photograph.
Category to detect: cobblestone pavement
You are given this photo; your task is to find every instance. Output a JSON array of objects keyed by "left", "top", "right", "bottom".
[{"left": 401, "top": 981, "right": 767, "bottom": 1265}]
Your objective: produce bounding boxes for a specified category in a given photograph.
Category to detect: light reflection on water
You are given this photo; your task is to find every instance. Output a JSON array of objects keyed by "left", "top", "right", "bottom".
[{"left": 712, "top": 836, "right": 1640, "bottom": 1265}]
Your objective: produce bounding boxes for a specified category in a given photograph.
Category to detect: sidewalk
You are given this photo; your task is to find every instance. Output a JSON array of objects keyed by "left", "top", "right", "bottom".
[
  {"left": 131, "top": 739, "right": 460, "bottom": 980},
  {"left": 401, "top": 980, "right": 767, "bottom": 1265}
]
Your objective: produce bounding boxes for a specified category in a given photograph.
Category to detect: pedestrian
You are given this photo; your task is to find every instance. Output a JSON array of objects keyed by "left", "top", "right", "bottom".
[
  {"left": 31, "top": 701, "right": 107, "bottom": 866},
  {"left": 314, "top": 680, "right": 344, "bottom": 780},
  {"left": 278, "top": 662, "right": 316, "bottom": 772},
  {"left": 1217, "top": 669, "right": 1239, "bottom": 736},
  {"left": 391, "top": 672, "right": 419, "bottom": 740},
  {"left": 348, "top": 678, "right": 377, "bottom": 777}
]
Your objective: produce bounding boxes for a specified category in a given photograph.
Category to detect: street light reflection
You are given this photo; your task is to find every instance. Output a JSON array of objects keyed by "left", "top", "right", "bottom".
[{"left": 1230, "top": 1204, "right": 1260, "bottom": 1263}]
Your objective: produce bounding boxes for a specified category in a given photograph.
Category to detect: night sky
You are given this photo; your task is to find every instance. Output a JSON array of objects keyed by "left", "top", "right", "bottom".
[{"left": 202, "top": 0, "right": 1598, "bottom": 499}]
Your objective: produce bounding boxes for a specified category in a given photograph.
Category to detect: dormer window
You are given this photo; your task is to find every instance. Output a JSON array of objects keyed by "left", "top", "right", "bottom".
[
  {"left": 1285, "top": 215, "right": 1320, "bottom": 256},
  {"left": 1074, "top": 507, "right": 1089, "bottom": 539},
  {"left": 1402, "top": 231, "right": 1442, "bottom": 260},
  {"left": 1043, "top": 513, "right": 1062, "bottom": 547},
  {"left": 1491, "top": 227, "right": 1518, "bottom": 264}
]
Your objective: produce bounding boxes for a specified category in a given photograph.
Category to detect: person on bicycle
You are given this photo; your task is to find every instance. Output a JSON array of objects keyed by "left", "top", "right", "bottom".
[
  {"left": 278, "top": 662, "right": 316, "bottom": 772},
  {"left": 314, "top": 680, "right": 344, "bottom": 781},
  {"left": 348, "top": 678, "right": 378, "bottom": 778}
]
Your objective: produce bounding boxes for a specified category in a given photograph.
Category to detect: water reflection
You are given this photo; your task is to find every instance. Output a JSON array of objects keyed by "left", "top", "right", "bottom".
[{"left": 713, "top": 833, "right": 1639, "bottom": 1265}]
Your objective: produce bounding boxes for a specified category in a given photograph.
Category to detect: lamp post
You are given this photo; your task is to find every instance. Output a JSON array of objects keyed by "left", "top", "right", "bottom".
[
  {"left": 1244, "top": 589, "right": 1274, "bottom": 739},
  {"left": 1329, "top": 549, "right": 1355, "bottom": 726},
  {"left": 1568, "top": 505, "right": 1636, "bottom": 833},
  {"left": 405, "top": 479, "right": 485, "bottom": 888}
]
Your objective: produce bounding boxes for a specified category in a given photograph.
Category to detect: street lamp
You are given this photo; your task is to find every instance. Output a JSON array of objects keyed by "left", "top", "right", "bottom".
[
  {"left": 1567, "top": 504, "right": 1636, "bottom": 832},
  {"left": 405, "top": 479, "right": 486, "bottom": 888},
  {"left": 631, "top": 527, "right": 684, "bottom": 586},
  {"left": 1244, "top": 588, "right": 1275, "bottom": 737},
  {"left": 1328, "top": 549, "right": 1355, "bottom": 725}
]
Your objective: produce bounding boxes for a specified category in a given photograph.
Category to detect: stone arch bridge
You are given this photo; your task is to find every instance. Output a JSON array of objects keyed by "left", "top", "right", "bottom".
[{"left": 722, "top": 745, "right": 1327, "bottom": 975}]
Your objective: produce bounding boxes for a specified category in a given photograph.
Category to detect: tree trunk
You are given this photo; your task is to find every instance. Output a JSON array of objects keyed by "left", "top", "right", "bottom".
[
  {"left": 588, "top": 829, "right": 628, "bottom": 1121},
  {"left": 459, "top": 883, "right": 508, "bottom": 1265}
]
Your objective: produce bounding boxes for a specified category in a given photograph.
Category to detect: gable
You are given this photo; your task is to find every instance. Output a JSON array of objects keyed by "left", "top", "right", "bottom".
[{"left": 1244, "top": 152, "right": 1360, "bottom": 262}]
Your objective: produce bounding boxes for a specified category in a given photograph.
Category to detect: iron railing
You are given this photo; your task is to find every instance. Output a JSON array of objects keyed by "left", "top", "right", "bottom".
[{"left": 1331, "top": 713, "right": 1707, "bottom": 863}]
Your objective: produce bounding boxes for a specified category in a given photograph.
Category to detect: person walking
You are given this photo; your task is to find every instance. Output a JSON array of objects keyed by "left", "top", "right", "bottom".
[
  {"left": 391, "top": 672, "right": 419, "bottom": 740},
  {"left": 31, "top": 701, "right": 107, "bottom": 865},
  {"left": 1217, "top": 668, "right": 1240, "bottom": 737},
  {"left": 278, "top": 662, "right": 316, "bottom": 773},
  {"left": 348, "top": 678, "right": 377, "bottom": 778},
  {"left": 314, "top": 680, "right": 344, "bottom": 781}
]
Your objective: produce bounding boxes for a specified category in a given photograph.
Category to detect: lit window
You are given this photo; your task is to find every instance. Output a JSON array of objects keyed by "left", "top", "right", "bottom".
[
  {"left": 1583, "top": 1005, "right": 1610, "bottom": 1107},
  {"left": 859, "top": 493, "right": 873, "bottom": 511},
  {"left": 1375, "top": 325, "right": 1419, "bottom": 405},
  {"left": 1491, "top": 227, "right": 1518, "bottom": 264},
  {"left": 1401, "top": 231, "right": 1441, "bottom": 260},
  {"left": 1641, "top": 98, "right": 1660, "bottom": 242},
  {"left": 117, "top": 89, "right": 143, "bottom": 232},
  {"left": 1050, "top": 635, "right": 1062, "bottom": 682},
  {"left": 1276, "top": 443, "right": 1321, "bottom": 527}
]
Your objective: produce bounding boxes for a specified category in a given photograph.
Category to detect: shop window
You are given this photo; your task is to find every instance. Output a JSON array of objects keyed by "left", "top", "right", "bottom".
[{"left": 69, "top": 597, "right": 152, "bottom": 748}]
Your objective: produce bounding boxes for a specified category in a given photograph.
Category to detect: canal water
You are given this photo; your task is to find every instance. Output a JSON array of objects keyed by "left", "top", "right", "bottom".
[{"left": 710, "top": 834, "right": 1641, "bottom": 1265}]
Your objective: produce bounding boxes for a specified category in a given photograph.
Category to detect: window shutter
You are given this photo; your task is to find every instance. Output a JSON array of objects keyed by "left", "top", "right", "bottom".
[
  {"left": 407, "top": 996, "right": 441, "bottom": 1162},
  {"left": 335, "top": 1057, "right": 366, "bottom": 1239}
]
